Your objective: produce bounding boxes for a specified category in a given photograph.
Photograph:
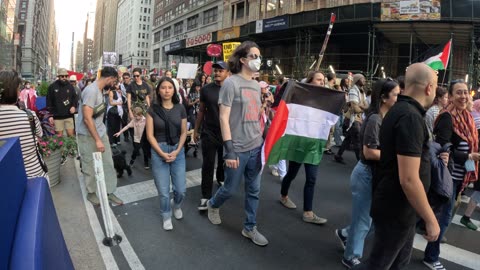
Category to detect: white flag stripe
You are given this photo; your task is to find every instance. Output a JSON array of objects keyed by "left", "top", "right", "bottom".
[{"left": 284, "top": 103, "right": 339, "bottom": 140}]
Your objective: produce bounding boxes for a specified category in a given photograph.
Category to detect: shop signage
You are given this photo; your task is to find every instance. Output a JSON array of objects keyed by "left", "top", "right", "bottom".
[
  {"left": 263, "top": 15, "right": 289, "bottom": 32},
  {"left": 165, "top": 40, "right": 185, "bottom": 52},
  {"left": 217, "top": 26, "right": 241, "bottom": 41},
  {"left": 186, "top": 33, "right": 212, "bottom": 48}
]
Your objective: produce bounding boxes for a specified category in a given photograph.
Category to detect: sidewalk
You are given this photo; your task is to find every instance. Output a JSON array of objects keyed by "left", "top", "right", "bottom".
[{"left": 50, "top": 157, "right": 106, "bottom": 270}]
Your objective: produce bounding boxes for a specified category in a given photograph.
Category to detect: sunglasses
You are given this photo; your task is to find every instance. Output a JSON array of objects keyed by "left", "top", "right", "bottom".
[
  {"left": 133, "top": 75, "right": 140, "bottom": 78},
  {"left": 59, "top": 75, "right": 68, "bottom": 78}
]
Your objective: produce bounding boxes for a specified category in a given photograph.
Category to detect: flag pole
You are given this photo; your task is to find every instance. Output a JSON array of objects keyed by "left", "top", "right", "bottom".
[
  {"left": 314, "top": 13, "right": 336, "bottom": 71},
  {"left": 441, "top": 36, "right": 453, "bottom": 86}
]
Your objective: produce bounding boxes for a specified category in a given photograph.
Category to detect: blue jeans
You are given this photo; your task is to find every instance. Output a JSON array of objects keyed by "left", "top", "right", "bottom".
[
  {"left": 281, "top": 161, "right": 319, "bottom": 211},
  {"left": 151, "top": 143, "right": 186, "bottom": 220},
  {"left": 210, "top": 146, "right": 262, "bottom": 231},
  {"left": 424, "top": 180, "right": 460, "bottom": 263},
  {"left": 343, "top": 161, "right": 373, "bottom": 260}
]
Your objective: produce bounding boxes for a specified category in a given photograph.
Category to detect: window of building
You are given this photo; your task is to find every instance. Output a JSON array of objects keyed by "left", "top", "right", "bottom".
[
  {"left": 174, "top": 21, "right": 183, "bottom": 35},
  {"left": 20, "top": 13, "right": 26, "bottom": 20},
  {"left": 236, "top": 2, "right": 245, "bottom": 19},
  {"left": 146, "top": 33, "right": 149, "bottom": 40},
  {"left": 163, "top": 27, "right": 171, "bottom": 39},
  {"left": 141, "top": 51, "right": 144, "bottom": 57},
  {"left": 175, "top": 3, "right": 186, "bottom": 15},
  {"left": 143, "top": 24, "right": 146, "bottom": 30},
  {"left": 142, "top": 33, "right": 146, "bottom": 39},
  {"left": 203, "top": 7, "right": 218, "bottom": 25},
  {"left": 146, "top": 42, "right": 149, "bottom": 48},
  {"left": 187, "top": 14, "right": 198, "bottom": 30},
  {"left": 144, "top": 8, "right": 147, "bottom": 13},
  {"left": 154, "top": 31, "right": 161, "bottom": 42},
  {"left": 21, "top": 1, "right": 27, "bottom": 9},
  {"left": 143, "top": 16, "right": 146, "bottom": 22}
]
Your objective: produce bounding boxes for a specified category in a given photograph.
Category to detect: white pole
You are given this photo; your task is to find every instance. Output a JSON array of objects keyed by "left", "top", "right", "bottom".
[{"left": 93, "top": 152, "right": 122, "bottom": 246}]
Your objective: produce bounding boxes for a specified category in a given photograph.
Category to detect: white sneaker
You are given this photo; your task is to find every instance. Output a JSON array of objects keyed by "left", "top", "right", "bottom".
[
  {"left": 163, "top": 218, "right": 173, "bottom": 231},
  {"left": 171, "top": 199, "right": 183, "bottom": 219}
]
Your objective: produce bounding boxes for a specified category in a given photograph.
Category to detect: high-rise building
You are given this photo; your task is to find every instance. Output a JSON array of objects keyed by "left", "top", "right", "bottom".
[
  {"left": 16, "top": 0, "right": 55, "bottom": 81},
  {"left": 151, "top": 0, "right": 223, "bottom": 71},
  {"left": 75, "top": 41, "right": 84, "bottom": 72},
  {"left": 83, "top": 10, "right": 95, "bottom": 73},
  {"left": 46, "top": 0, "right": 58, "bottom": 79},
  {"left": 0, "top": 0, "right": 19, "bottom": 70},
  {"left": 116, "top": 0, "right": 154, "bottom": 70},
  {"left": 93, "top": 0, "right": 119, "bottom": 68}
]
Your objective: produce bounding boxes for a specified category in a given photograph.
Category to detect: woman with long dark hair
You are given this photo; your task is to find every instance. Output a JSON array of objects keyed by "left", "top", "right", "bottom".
[
  {"left": 335, "top": 78, "right": 400, "bottom": 268},
  {"left": 146, "top": 76, "right": 187, "bottom": 231},
  {"left": 0, "top": 70, "right": 48, "bottom": 180}
]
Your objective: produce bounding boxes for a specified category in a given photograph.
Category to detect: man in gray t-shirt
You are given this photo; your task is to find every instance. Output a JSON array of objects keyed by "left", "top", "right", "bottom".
[
  {"left": 207, "top": 41, "right": 269, "bottom": 247},
  {"left": 77, "top": 67, "right": 123, "bottom": 206},
  {"left": 218, "top": 74, "right": 263, "bottom": 152}
]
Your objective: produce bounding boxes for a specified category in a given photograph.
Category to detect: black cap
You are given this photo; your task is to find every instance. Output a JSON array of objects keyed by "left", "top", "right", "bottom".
[{"left": 212, "top": 61, "right": 228, "bottom": 70}]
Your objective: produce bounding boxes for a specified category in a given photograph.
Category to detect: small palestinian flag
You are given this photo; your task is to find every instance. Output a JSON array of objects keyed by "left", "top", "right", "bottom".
[
  {"left": 262, "top": 81, "right": 346, "bottom": 166},
  {"left": 423, "top": 40, "right": 452, "bottom": 71}
]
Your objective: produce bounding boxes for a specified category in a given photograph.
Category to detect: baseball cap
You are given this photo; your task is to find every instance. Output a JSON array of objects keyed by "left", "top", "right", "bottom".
[
  {"left": 58, "top": 68, "right": 68, "bottom": 76},
  {"left": 212, "top": 61, "right": 228, "bottom": 70},
  {"left": 259, "top": 81, "right": 269, "bottom": 89},
  {"left": 69, "top": 75, "right": 77, "bottom": 81}
]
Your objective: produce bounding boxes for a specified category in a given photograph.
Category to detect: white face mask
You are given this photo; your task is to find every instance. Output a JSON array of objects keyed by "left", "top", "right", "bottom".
[{"left": 248, "top": 58, "right": 261, "bottom": 72}]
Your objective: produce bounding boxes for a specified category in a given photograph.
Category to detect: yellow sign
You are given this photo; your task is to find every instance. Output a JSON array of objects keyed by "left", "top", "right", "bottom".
[
  {"left": 217, "top": 27, "right": 240, "bottom": 41},
  {"left": 222, "top": 42, "right": 241, "bottom": 62}
]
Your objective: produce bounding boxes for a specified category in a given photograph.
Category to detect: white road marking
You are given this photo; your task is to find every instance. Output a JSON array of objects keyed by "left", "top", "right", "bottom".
[
  {"left": 75, "top": 159, "right": 145, "bottom": 270},
  {"left": 413, "top": 234, "right": 480, "bottom": 269},
  {"left": 114, "top": 169, "right": 202, "bottom": 204}
]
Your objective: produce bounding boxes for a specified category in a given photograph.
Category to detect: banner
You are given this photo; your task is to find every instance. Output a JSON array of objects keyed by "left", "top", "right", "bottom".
[
  {"left": 381, "top": 0, "right": 440, "bottom": 21},
  {"left": 222, "top": 42, "right": 241, "bottom": 62},
  {"left": 102, "top": 52, "right": 117, "bottom": 67}
]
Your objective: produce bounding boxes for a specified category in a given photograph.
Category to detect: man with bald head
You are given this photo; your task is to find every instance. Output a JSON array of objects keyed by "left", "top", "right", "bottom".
[{"left": 355, "top": 63, "right": 440, "bottom": 270}]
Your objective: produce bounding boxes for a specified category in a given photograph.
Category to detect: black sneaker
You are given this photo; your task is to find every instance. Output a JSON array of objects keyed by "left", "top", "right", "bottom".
[
  {"left": 324, "top": 149, "right": 334, "bottom": 155},
  {"left": 198, "top": 198, "right": 208, "bottom": 211},
  {"left": 217, "top": 179, "right": 224, "bottom": 187},
  {"left": 335, "top": 229, "right": 347, "bottom": 250},
  {"left": 334, "top": 154, "right": 345, "bottom": 164},
  {"left": 61, "top": 156, "right": 68, "bottom": 166},
  {"left": 342, "top": 257, "right": 361, "bottom": 269}
]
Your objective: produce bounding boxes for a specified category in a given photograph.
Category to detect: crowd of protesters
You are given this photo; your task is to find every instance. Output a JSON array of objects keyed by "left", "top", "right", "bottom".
[{"left": 2, "top": 40, "right": 480, "bottom": 270}]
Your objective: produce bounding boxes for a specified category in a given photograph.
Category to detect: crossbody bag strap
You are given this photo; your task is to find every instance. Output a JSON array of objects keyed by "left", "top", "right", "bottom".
[{"left": 24, "top": 109, "right": 48, "bottom": 173}]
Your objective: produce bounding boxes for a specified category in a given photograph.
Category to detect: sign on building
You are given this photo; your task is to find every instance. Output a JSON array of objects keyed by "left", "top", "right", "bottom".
[
  {"left": 186, "top": 33, "right": 213, "bottom": 48},
  {"left": 217, "top": 27, "right": 240, "bottom": 41},
  {"left": 381, "top": 0, "right": 441, "bottom": 21}
]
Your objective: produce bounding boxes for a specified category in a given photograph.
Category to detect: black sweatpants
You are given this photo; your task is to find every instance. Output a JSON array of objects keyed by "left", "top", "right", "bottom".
[{"left": 200, "top": 132, "right": 224, "bottom": 199}]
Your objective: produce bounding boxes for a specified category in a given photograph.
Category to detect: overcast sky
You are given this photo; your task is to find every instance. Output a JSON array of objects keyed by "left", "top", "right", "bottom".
[{"left": 55, "top": 0, "right": 96, "bottom": 69}]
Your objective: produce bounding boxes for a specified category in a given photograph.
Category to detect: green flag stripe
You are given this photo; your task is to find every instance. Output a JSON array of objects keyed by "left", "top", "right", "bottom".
[{"left": 267, "top": 134, "right": 327, "bottom": 166}]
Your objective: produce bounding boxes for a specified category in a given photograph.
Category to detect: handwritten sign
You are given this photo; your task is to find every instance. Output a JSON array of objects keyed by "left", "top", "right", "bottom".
[{"left": 222, "top": 42, "right": 241, "bottom": 62}]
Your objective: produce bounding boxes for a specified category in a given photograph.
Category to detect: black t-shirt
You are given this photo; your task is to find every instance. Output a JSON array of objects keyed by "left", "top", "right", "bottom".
[
  {"left": 127, "top": 81, "right": 151, "bottom": 103},
  {"left": 200, "top": 82, "right": 221, "bottom": 133},
  {"left": 360, "top": 113, "right": 382, "bottom": 167},
  {"left": 147, "top": 103, "right": 186, "bottom": 144},
  {"left": 371, "top": 95, "right": 431, "bottom": 228}
]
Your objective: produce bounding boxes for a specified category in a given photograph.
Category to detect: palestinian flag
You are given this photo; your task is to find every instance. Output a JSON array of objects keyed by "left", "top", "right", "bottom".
[
  {"left": 423, "top": 40, "right": 452, "bottom": 71},
  {"left": 262, "top": 81, "right": 346, "bottom": 166}
]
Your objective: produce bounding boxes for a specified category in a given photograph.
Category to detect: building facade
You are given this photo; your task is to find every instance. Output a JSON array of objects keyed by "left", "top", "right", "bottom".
[
  {"left": 83, "top": 10, "right": 95, "bottom": 73},
  {"left": 151, "top": 0, "right": 224, "bottom": 72},
  {"left": 75, "top": 41, "right": 84, "bottom": 72},
  {"left": 0, "top": 0, "right": 19, "bottom": 70},
  {"left": 93, "top": 0, "right": 119, "bottom": 68},
  {"left": 16, "top": 0, "right": 55, "bottom": 81},
  {"left": 46, "top": 0, "right": 57, "bottom": 79},
  {"left": 116, "top": 0, "right": 154, "bottom": 70},
  {"left": 163, "top": 0, "right": 479, "bottom": 87}
]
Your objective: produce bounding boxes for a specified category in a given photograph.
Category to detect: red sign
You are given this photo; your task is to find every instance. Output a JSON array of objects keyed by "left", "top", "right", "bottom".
[
  {"left": 203, "top": 61, "right": 213, "bottom": 76},
  {"left": 186, "top": 33, "right": 212, "bottom": 48},
  {"left": 207, "top": 44, "right": 222, "bottom": 57}
]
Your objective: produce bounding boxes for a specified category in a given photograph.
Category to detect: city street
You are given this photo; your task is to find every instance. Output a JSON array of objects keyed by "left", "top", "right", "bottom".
[{"left": 52, "top": 143, "right": 480, "bottom": 270}]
